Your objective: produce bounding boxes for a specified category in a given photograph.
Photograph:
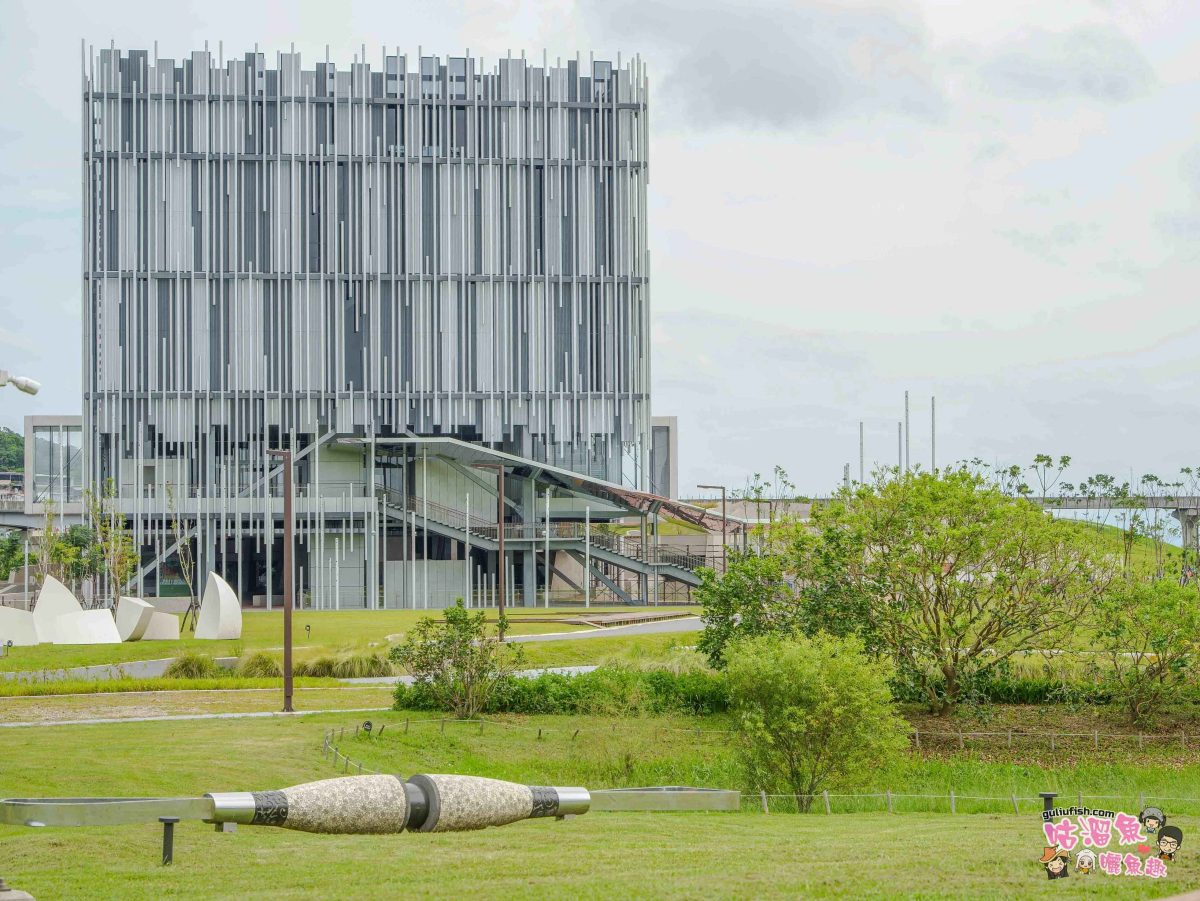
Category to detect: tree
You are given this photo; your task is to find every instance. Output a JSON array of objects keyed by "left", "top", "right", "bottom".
[
  {"left": 825, "top": 470, "right": 1115, "bottom": 712},
  {"left": 725, "top": 633, "right": 908, "bottom": 811},
  {"left": 166, "top": 484, "right": 197, "bottom": 627},
  {"left": 0, "top": 530, "right": 29, "bottom": 581},
  {"left": 84, "top": 479, "right": 138, "bottom": 605},
  {"left": 0, "top": 427, "right": 23, "bottom": 471},
  {"left": 1096, "top": 579, "right": 1200, "bottom": 726},
  {"left": 388, "top": 601, "right": 525, "bottom": 718}
]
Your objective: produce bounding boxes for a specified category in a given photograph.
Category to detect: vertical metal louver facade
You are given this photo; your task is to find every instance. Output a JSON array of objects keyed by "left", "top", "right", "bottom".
[{"left": 81, "top": 46, "right": 651, "bottom": 602}]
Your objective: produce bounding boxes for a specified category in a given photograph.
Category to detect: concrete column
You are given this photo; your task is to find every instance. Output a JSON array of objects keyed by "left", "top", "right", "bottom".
[{"left": 520, "top": 476, "right": 537, "bottom": 607}]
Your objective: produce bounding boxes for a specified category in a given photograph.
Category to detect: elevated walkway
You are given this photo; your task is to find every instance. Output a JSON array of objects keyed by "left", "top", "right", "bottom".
[{"left": 381, "top": 491, "right": 704, "bottom": 590}]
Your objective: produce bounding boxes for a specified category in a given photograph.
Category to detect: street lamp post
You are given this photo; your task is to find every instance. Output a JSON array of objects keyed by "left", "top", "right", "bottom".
[
  {"left": 265, "top": 448, "right": 294, "bottom": 713},
  {"left": 697, "top": 484, "right": 727, "bottom": 573},
  {"left": 473, "top": 462, "right": 506, "bottom": 640},
  {"left": 0, "top": 370, "right": 41, "bottom": 396}
]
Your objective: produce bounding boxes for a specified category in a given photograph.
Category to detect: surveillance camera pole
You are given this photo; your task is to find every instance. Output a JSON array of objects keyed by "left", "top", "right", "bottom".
[
  {"left": 0, "top": 370, "right": 41, "bottom": 396},
  {"left": 265, "top": 448, "right": 294, "bottom": 713}
]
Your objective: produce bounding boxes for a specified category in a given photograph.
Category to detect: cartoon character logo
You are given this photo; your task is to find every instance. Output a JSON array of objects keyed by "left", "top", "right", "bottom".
[
  {"left": 1074, "top": 849, "right": 1096, "bottom": 874},
  {"left": 1039, "top": 846, "right": 1070, "bottom": 879},
  {"left": 1157, "top": 825, "right": 1183, "bottom": 862},
  {"left": 1139, "top": 807, "right": 1166, "bottom": 834}
]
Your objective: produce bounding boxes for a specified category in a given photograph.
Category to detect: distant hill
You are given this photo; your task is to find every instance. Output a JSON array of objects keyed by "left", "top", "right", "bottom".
[{"left": 0, "top": 427, "right": 21, "bottom": 472}]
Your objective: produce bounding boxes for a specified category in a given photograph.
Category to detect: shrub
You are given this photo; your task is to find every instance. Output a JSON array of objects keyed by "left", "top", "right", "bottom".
[
  {"left": 388, "top": 601, "right": 524, "bottom": 718},
  {"left": 236, "top": 651, "right": 282, "bottom": 678},
  {"left": 393, "top": 666, "right": 729, "bottom": 716},
  {"left": 1097, "top": 579, "right": 1200, "bottom": 726},
  {"left": 725, "top": 633, "right": 908, "bottom": 811},
  {"left": 293, "top": 651, "right": 394, "bottom": 679},
  {"left": 163, "top": 652, "right": 224, "bottom": 679}
]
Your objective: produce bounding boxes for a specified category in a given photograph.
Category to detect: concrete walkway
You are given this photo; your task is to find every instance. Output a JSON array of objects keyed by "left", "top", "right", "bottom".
[
  {"left": 1, "top": 656, "right": 238, "bottom": 683},
  {"left": 505, "top": 615, "right": 702, "bottom": 643},
  {"left": 0, "top": 707, "right": 390, "bottom": 729}
]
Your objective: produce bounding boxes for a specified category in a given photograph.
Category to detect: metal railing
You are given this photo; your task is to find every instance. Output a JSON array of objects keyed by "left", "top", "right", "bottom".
[{"left": 391, "top": 492, "right": 717, "bottom": 573}]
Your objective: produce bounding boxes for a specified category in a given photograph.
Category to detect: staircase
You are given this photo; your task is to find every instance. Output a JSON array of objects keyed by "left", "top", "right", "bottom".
[{"left": 378, "top": 489, "right": 706, "bottom": 589}]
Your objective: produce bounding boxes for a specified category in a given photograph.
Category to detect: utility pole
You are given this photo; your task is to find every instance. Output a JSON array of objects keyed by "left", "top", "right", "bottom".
[
  {"left": 904, "top": 390, "right": 910, "bottom": 473},
  {"left": 265, "top": 448, "right": 294, "bottom": 713},
  {"left": 931, "top": 396, "right": 936, "bottom": 472},
  {"left": 859, "top": 421, "right": 865, "bottom": 484},
  {"left": 698, "top": 484, "right": 727, "bottom": 573},
  {"left": 473, "top": 463, "right": 506, "bottom": 639}
]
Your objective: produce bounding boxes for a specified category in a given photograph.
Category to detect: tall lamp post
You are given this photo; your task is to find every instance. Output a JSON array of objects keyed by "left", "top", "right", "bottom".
[
  {"left": 697, "top": 484, "right": 727, "bottom": 573},
  {"left": 0, "top": 370, "right": 41, "bottom": 396},
  {"left": 265, "top": 448, "right": 294, "bottom": 713},
  {"left": 472, "top": 462, "right": 506, "bottom": 640}
]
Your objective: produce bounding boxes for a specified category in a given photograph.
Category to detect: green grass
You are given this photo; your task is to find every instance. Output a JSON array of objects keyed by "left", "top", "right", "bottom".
[
  {"left": 3, "top": 710, "right": 1198, "bottom": 898},
  {"left": 0, "top": 607, "right": 670, "bottom": 674},
  {"left": 515, "top": 631, "right": 699, "bottom": 668},
  {"left": 0, "top": 674, "right": 348, "bottom": 698},
  {"left": 0, "top": 685, "right": 394, "bottom": 723}
]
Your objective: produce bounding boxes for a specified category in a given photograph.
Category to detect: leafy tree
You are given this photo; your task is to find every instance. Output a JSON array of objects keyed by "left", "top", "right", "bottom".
[
  {"left": 0, "top": 530, "right": 30, "bottom": 581},
  {"left": 0, "top": 427, "right": 23, "bottom": 471},
  {"left": 388, "top": 601, "right": 525, "bottom": 718},
  {"left": 725, "top": 633, "right": 907, "bottom": 811},
  {"left": 85, "top": 479, "right": 138, "bottom": 604},
  {"left": 1096, "top": 579, "right": 1200, "bottom": 726},
  {"left": 816, "top": 469, "right": 1114, "bottom": 713}
]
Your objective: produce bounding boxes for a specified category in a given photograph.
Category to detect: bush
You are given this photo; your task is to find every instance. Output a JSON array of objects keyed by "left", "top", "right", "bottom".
[
  {"left": 388, "top": 602, "right": 523, "bottom": 718},
  {"left": 294, "top": 651, "right": 394, "bottom": 679},
  {"left": 1097, "top": 579, "right": 1200, "bottom": 726},
  {"left": 725, "top": 633, "right": 908, "bottom": 811},
  {"left": 163, "top": 652, "right": 224, "bottom": 679},
  {"left": 236, "top": 651, "right": 282, "bottom": 678},
  {"left": 393, "top": 666, "right": 729, "bottom": 716}
]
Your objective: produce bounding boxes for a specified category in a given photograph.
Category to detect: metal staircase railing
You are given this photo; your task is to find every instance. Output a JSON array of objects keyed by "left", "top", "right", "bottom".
[{"left": 379, "top": 490, "right": 715, "bottom": 575}]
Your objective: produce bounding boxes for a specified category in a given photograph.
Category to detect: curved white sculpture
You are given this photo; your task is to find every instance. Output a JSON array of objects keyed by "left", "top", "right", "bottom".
[
  {"left": 0, "top": 605, "right": 39, "bottom": 646},
  {"left": 53, "top": 610, "right": 123, "bottom": 645},
  {"left": 141, "top": 611, "right": 181, "bottom": 641},
  {"left": 115, "top": 596, "right": 155, "bottom": 641},
  {"left": 32, "top": 576, "right": 84, "bottom": 643},
  {"left": 195, "top": 572, "right": 242, "bottom": 640}
]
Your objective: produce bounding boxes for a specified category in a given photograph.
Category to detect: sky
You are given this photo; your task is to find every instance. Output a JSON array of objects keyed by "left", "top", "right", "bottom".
[{"left": 1, "top": 0, "right": 1197, "bottom": 497}]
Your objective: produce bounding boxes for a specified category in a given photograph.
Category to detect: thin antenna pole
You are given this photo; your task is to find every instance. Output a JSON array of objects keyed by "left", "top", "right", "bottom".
[
  {"left": 904, "top": 391, "right": 910, "bottom": 472},
  {"left": 859, "top": 421, "right": 865, "bottom": 483},
  {"left": 931, "top": 396, "right": 936, "bottom": 472}
]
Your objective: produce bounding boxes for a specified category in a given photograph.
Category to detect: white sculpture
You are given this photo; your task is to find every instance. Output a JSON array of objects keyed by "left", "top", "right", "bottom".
[
  {"left": 115, "top": 596, "right": 155, "bottom": 641},
  {"left": 141, "top": 611, "right": 181, "bottom": 641},
  {"left": 0, "top": 605, "right": 39, "bottom": 646},
  {"left": 53, "top": 610, "right": 123, "bottom": 645},
  {"left": 194, "top": 572, "right": 242, "bottom": 640},
  {"left": 32, "top": 575, "right": 84, "bottom": 643}
]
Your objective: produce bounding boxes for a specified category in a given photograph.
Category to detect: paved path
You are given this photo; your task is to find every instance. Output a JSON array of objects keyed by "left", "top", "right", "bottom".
[
  {"left": 505, "top": 616, "right": 702, "bottom": 643},
  {"left": 0, "top": 707, "right": 389, "bottom": 729},
  {"left": 1, "top": 656, "right": 238, "bottom": 683},
  {"left": 338, "top": 665, "right": 597, "bottom": 686}
]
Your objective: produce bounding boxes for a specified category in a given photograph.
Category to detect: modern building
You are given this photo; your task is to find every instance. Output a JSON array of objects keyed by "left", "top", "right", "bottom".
[
  {"left": 82, "top": 45, "right": 718, "bottom": 609},
  {"left": 24, "top": 416, "right": 84, "bottom": 518}
]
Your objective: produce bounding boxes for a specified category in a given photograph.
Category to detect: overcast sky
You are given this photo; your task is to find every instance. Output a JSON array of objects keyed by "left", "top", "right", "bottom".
[{"left": 1, "top": 0, "right": 1197, "bottom": 496}]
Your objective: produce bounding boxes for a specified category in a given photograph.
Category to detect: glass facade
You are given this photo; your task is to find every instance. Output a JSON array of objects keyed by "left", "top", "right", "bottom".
[{"left": 32, "top": 424, "right": 83, "bottom": 506}]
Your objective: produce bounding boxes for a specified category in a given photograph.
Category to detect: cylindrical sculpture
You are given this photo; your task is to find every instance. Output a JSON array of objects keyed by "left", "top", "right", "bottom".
[{"left": 206, "top": 775, "right": 588, "bottom": 835}]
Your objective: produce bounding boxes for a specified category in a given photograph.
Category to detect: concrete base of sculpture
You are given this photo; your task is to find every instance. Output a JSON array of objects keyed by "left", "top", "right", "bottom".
[
  {"left": 32, "top": 575, "right": 84, "bottom": 643},
  {"left": 195, "top": 572, "right": 242, "bottom": 640},
  {"left": 141, "top": 611, "right": 181, "bottom": 641},
  {"left": 53, "top": 610, "right": 123, "bottom": 645},
  {"left": 0, "top": 605, "right": 40, "bottom": 646},
  {"left": 115, "top": 596, "right": 155, "bottom": 641}
]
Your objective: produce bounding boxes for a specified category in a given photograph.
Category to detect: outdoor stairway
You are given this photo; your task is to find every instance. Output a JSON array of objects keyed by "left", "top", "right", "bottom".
[{"left": 377, "top": 489, "right": 704, "bottom": 590}]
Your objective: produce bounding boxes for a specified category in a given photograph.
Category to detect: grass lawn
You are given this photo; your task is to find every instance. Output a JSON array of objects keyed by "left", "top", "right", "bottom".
[
  {"left": 0, "top": 685, "right": 394, "bottom": 723},
  {"left": 3, "top": 710, "right": 1200, "bottom": 898},
  {"left": 0, "top": 607, "right": 695, "bottom": 675}
]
